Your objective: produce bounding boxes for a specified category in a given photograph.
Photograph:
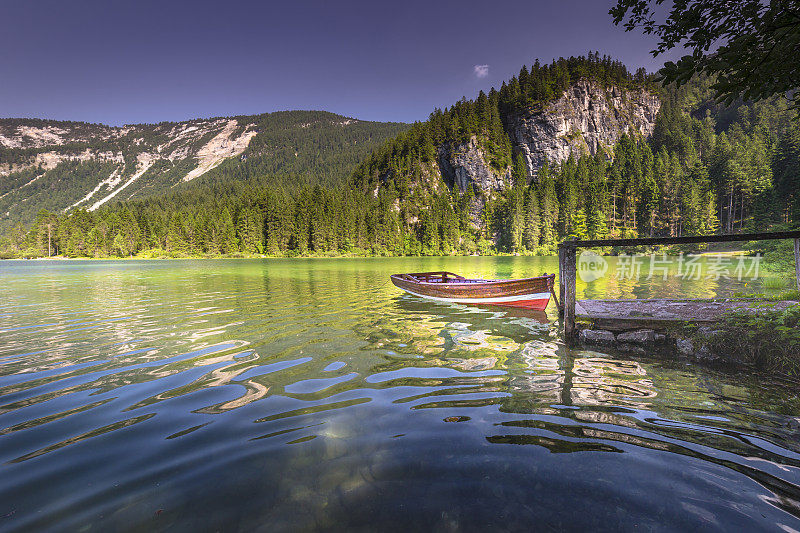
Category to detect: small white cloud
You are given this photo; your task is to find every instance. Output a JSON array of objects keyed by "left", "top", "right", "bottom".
[{"left": 473, "top": 64, "right": 489, "bottom": 78}]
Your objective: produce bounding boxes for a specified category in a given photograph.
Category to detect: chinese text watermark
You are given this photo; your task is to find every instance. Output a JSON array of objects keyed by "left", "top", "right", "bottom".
[{"left": 578, "top": 252, "right": 761, "bottom": 282}]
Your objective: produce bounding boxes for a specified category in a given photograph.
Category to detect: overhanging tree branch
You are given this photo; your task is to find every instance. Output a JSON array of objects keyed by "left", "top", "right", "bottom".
[{"left": 611, "top": 0, "right": 800, "bottom": 109}]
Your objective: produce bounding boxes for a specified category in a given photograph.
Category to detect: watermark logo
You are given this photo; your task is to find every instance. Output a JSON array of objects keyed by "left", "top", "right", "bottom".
[
  {"left": 576, "top": 252, "right": 762, "bottom": 282},
  {"left": 578, "top": 250, "right": 608, "bottom": 282},
  {"left": 615, "top": 252, "right": 761, "bottom": 281}
]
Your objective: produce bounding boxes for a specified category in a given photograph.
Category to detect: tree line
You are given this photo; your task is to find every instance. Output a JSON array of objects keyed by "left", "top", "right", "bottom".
[
  {"left": 0, "top": 111, "right": 409, "bottom": 234},
  {"left": 2, "top": 58, "right": 798, "bottom": 259}
]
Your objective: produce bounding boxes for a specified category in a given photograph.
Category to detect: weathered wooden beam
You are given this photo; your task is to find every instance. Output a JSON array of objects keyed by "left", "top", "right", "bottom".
[
  {"left": 562, "top": 246, "right": 577, "bottom": 344},
  {"left": 577, "top": 299, "right": 799, "bottom": 331},
  {"left": 557, "top": 230, "right": 800, "bottom": 249},
  {"left": 558, "top": 247, "right": 565, "bottom": 316},
  {"left": 795, "top": 238, "right": 800, "bottom": 292}
]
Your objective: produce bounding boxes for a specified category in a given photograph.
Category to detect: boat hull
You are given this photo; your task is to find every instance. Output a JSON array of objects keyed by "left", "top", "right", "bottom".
[{"left": 390, "top": 273, "right": 554, "bottom": 310}]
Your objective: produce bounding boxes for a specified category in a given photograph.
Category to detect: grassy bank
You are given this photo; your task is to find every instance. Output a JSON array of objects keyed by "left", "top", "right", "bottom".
[{"left": 697, "top": 304, "right": 800, "bottom": 376}]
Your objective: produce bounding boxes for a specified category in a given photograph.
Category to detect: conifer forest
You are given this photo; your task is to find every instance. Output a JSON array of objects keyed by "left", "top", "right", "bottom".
[{"left": 2, "top": 55, "right": 798, "bottom": 259}]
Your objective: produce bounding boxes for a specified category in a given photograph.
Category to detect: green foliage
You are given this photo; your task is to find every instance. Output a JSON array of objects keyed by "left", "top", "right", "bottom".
[
  {"left": 745, "top": 225, "right": 799, "bottom": 273},
  {"left": 611, "top": 0, "right": 800, "bottom": 110},
  {"left": 704, "top": 305, "right": 800, "bottom": 376}
]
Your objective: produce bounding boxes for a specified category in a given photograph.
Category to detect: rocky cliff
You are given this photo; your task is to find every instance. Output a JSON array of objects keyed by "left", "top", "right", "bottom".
[
  {"left": 509, "top": 79, "right": 660, "bottom": 178},
  {"left": 438, "top": 137, "right": 511, "bottom": 194},
  {"left": 363, "top": 78, "right": 661, "bottom": 233},
  {"left": 431, "top": 79, "right": 660, "bottom": 197}
]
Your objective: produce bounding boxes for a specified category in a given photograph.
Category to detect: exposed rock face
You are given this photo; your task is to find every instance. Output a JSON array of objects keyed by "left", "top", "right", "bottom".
[
  {"left": 1, "top": 111, "right": 407, "bottom": 231},
  {"left": 434, "top": 137, "right": 511, "bottom": 229},
  {"left": 509, "top": 79, "right": 660, "bottom": 178},
  {"left": 182, "top": 119, "right": 259, "bottom": 182},
  {"left": 422, "top": 79, "right": 660, "bottom": 230},
  {"left": 0, "top": 123, "right": 122, "bottom": 149},
  {"left": 438, "top": 137, "right": 510, "bottom": 194},
  {"left": 0, "top": 118, "right": 258, "bottom": 203},
  {"left": 420, "top": 79, "right": 660, "bottom": 209}
]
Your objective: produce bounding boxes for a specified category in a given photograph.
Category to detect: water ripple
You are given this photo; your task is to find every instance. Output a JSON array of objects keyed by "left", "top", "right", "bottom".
[{"left": 1, "top": 258, "right": 799, "bottom": 531}]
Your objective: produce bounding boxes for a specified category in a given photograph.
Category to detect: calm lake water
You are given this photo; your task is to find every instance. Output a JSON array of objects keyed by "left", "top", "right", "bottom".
[{"left": 1, "top": 257, "right": 799, "bottom": 531}]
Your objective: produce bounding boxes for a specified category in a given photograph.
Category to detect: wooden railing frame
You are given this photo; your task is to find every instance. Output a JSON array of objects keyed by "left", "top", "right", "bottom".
[{"left": 557, "top": 230, "right": 800, "bottom": 344}]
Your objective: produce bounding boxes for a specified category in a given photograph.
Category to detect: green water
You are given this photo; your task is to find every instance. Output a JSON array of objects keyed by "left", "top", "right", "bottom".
[{"left": 0, "top": 257, "right": 798, "bottom": 531}]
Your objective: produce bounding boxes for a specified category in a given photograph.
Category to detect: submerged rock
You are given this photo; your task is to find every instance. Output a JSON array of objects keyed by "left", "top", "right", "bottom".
[
  {"left": 676, "top": 338, "right": 694, "bottom": 356},
  {"left": 579, "top": 329, "right": 616, "bottom": 346},
  {"left": 694, "top": 345, "right": 716, "bottom": 362},
  {"left": 454, "top": 356, "right": 498, "bottom": 371},
  {"left": 616, "top": 329, "right": 656, "bottom": 345},
  {"left": 618, "top": 343, "right": 646, "bottom": 355},
  {"left": 697, "top": 326, "right": 723, "bottom": 339}
]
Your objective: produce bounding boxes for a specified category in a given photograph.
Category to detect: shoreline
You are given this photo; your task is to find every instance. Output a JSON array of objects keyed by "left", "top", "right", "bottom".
[
  {"left": 0, "top": 249, "right": 759, "bottom": 261},
  {"left": 0, "top": 253, "right": 539, "bottom": 261}
]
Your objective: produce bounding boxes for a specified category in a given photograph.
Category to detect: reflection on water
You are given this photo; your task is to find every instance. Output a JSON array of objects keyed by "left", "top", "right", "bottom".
[{"left": 0, "top": 258, "right": 799, "bottom": 531}]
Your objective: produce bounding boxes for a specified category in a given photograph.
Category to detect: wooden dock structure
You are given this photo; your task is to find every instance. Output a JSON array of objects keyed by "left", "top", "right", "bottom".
[{"left": 557, "top": 230, "right": 800, "bottom": 345}]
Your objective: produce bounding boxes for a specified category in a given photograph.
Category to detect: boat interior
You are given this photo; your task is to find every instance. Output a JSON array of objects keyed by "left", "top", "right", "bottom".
[{"left": 396, "top": 272, "right": 490, "bottom": 284}]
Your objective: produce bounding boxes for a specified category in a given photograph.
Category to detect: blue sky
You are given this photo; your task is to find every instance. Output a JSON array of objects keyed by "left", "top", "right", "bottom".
[{"left": 0, "top": 0, "right": 680, "bottom": 126}]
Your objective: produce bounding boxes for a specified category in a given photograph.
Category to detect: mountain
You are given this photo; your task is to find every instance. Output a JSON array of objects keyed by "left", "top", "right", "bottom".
[
  {"left": 431, "top": 78, "right": 660, "bottom": 199},
  {"left": 0, "top": 111, "right": 409, "bottom": 232},
  {"left": 2, "top": 54, "right": 798, "bottom": 258},
  {"left": 352, "top": 55, "right": 662, "bottom": 232}
]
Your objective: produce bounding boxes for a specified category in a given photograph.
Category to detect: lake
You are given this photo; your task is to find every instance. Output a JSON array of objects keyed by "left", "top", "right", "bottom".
[{"left": 1, "top": 257, "right": 799, "bottom": 531}]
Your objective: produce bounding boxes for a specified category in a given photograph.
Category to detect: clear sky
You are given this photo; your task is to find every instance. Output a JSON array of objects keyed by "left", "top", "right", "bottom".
[{"left": 0, "top": 0, "right": 679, "bottom": 126}]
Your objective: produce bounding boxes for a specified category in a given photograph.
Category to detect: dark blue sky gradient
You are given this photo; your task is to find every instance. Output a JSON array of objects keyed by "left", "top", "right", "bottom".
[{"left": 0, "top": 0, "right": 680, "bottom": 125}]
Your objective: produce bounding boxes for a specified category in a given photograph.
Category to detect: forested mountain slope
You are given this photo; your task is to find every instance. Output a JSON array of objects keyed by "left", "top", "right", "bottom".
[
  {"left": 0, "top": 112, "right": 409, "bottom": 232},
  {"left": 352, "top": 55, "right": 661, "bottom": 237},
  {"left": 347, "top": 55, "right": 798, "bottom": 254},
  {"left": 3, "top": 54, "right": 798, "bottom": 258}
]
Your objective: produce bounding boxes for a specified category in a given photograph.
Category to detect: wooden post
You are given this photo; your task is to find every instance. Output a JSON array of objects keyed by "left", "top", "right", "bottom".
[
  {"left": 794, "top": 238, "right": 800, "bottom": 292},
  {"left": 558, "top": 247, "right": 565, "bottom": 316},
  {"left": 562, "top": 245, "right": 577, "bottom": 344}
]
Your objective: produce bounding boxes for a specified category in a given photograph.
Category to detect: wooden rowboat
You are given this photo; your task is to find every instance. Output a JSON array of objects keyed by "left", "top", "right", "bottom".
[{"left": 390, "top": 271, "right": 557, "bottom": 311}]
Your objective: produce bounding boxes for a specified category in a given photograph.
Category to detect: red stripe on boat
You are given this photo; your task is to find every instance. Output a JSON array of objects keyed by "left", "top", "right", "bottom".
[{"left": 482, "top": 299, "right": 549, "bottom": 310}]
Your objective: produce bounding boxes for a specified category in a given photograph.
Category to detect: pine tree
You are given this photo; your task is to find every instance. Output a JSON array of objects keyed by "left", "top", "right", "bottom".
[
  {"left": 538, "top": 163, "right": 559, "bottom": 248},
  {"left": 569, "top": 209, "right": 589, "bottom": 240},
  {"left": 773, "top": 125, "right": 800, "bottom": 225},
  {"left": 236, "top": 206, "right": 263, "bottom": 254},
  {"left": 292, "top": 189, "right": 311, "bottom": 254},
  {"left": 522, "top": 182, "right": 541, "bottom": 251},
  {"left": 119, "top": 207, "right": 140, "bottom": 256},
  {"left": 166, "top": 213, "right": 188, "bottom": 254},
  {"left": 112, "top": 233, "right": 128, "bottom": 256}
]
